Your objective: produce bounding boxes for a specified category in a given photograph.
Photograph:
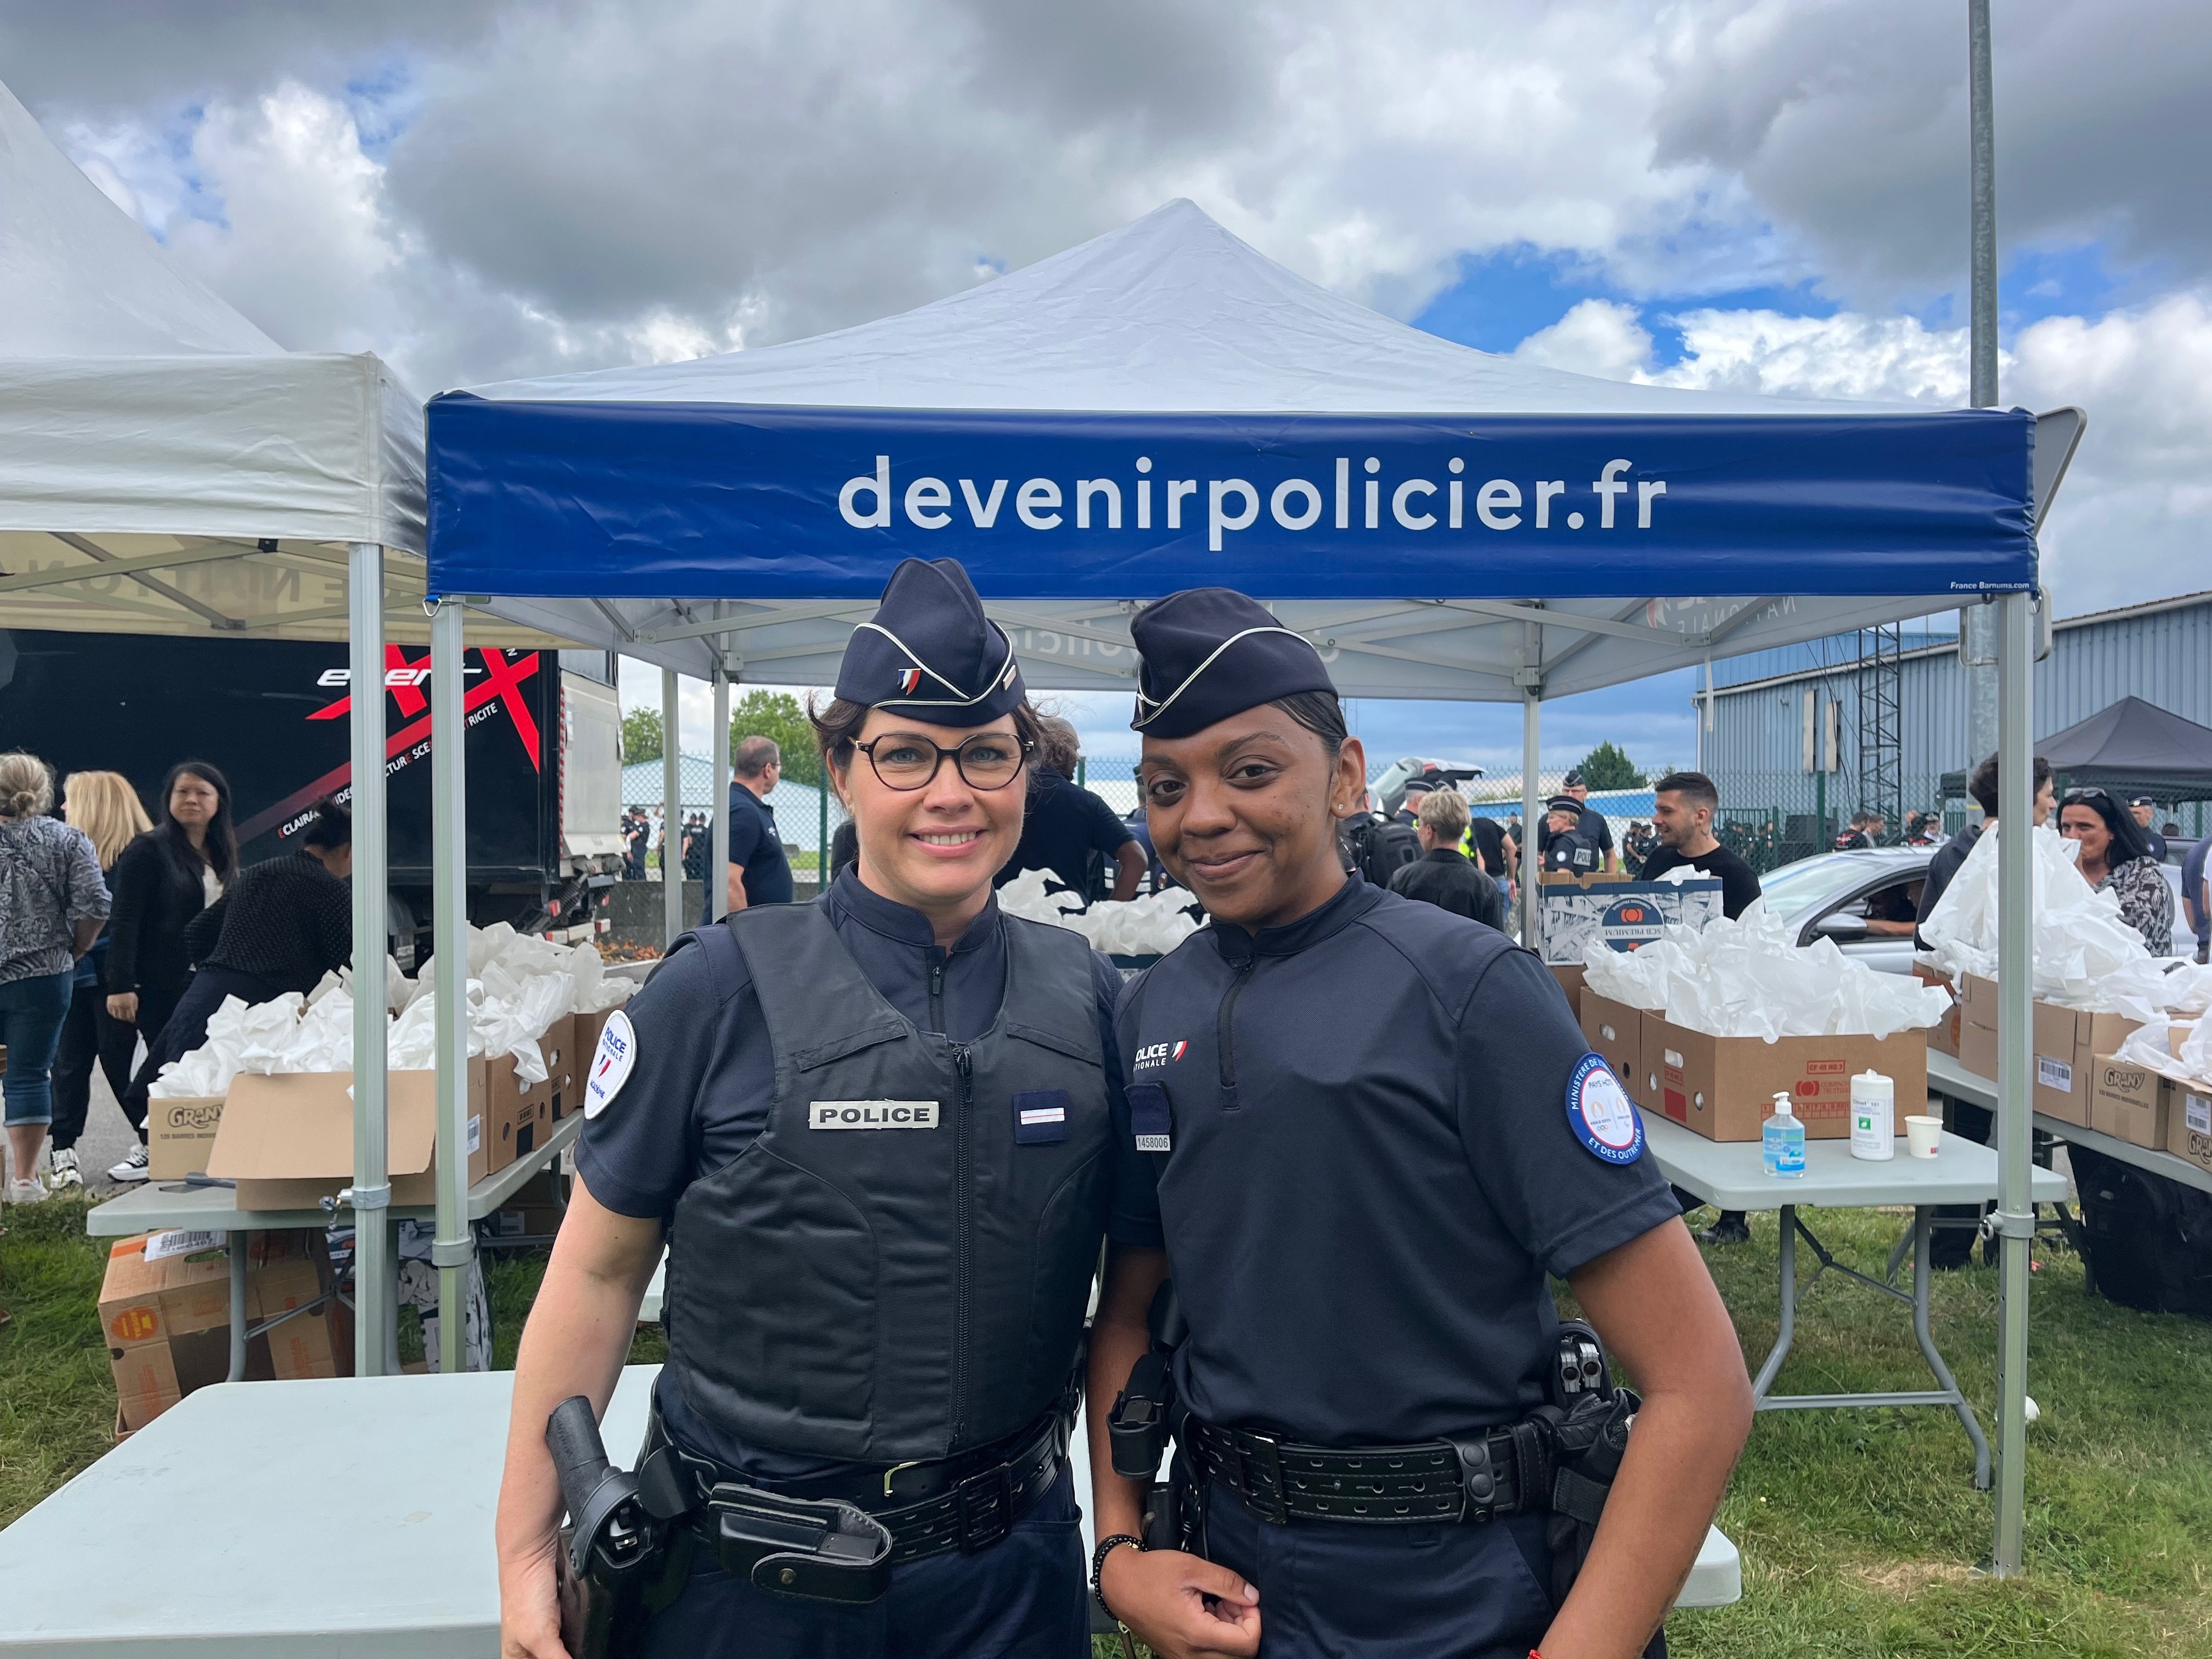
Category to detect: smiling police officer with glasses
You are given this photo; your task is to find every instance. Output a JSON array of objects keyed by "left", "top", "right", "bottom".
[
  {"left": 496, "top": 558, "right": 1161, "bottom": 1659},
  {"left": 1086, "top": 588, "right": 1752, "bottom": 1659}
]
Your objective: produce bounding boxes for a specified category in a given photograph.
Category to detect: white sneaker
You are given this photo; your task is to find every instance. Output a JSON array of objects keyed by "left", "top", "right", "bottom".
[
  {"left": 108, "top": 1144, "right": 150, "bottom": 1183},
  {"left": 5, "top": 1178, "right": 48, "bottom": 1205},
  {"left": 46, "top": 1147, "right": 82, "bottom": 1191}
]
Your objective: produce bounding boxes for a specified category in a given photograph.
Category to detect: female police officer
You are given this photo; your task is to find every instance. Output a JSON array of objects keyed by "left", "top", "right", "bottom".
[
  {"left": 497, "top": 558, "right": 1161, "bottom": 1659},
  {"left": 1086, "top": 588, "right": 1752, "bottom": 1659}
]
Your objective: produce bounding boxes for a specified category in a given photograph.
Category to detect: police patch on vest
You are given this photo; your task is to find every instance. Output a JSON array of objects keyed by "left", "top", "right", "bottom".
[
  {"left": 1566, "top": 1054, "right": 1643, "bottom": 1165},
  {"left": 1128, "top": 1083, "right": 1172, "bottom": 1152},
  {"left": 810, "top": 1099, "right": 940, "bottom": 1130},
  {"left": 1013, "top": 1089, "right": 1070, "bottom": 1145},
  {"left": 583, "top": 1010, "right": 636, "bottom": 1120}
]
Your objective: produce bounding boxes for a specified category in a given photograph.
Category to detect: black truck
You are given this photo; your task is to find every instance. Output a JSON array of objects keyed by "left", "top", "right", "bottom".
[{"left": 0, "top": 627, "right": 627, "bottom": 962}]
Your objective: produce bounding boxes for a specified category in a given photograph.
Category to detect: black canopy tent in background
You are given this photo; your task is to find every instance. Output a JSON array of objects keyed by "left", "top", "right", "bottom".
[{"left": 2039, "top": 696, "right": 2212, "bottom": 803}]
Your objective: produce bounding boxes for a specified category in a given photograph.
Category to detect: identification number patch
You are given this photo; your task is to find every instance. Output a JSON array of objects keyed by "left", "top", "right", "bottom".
[
  {"left": 583, "top": 1011, "right": 636, "bottom": 1120},
  {"left": 1128, "top": 1083, "right": 1172, "bottom": 1153},
  {"left": 1566, "top": 1054, "right": 1643, "bottom": 1165},
  {"left": 810, "top": 1100, "right": 940, "bottom": 1130}
]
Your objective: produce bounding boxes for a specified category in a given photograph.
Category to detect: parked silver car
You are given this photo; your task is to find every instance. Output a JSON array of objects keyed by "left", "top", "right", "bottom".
[{"left": 1755, "top": 844, "right": 2194, "bottom": 973}]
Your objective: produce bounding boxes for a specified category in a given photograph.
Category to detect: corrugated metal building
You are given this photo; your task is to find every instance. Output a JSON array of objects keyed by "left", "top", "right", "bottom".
[{"left": 1703, "top": 589, "right": 2212, "bottom": 843}]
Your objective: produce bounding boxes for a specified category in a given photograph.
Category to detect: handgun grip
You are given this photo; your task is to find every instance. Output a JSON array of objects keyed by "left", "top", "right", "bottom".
[{"left": 546, "top": 1396, "right": 614, "bottom": 1518}]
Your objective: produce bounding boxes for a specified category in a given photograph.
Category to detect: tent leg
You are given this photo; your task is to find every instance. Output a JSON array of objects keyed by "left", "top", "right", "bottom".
[
  {"left": 662, "top": 669, "right": 685, "bottom": 951},
  {"left": 709, "top": 665, "right": 731, "bottom": 923},
  {"left": 347, "top": 541, "right": 393, "bottom": 1378},
  {"left": 1520, "top": 690, "right": 1542, "bottom": 946},
  {"left": 431, "top": 598, "right": 470, "bottom": 1376},
  {"left": 1990, "top": 588, "right": 2034, "bottom": 1576}
]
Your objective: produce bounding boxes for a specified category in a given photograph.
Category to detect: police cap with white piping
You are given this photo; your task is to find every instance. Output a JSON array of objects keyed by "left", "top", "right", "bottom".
[
  {"left": 1128, "top": 587, "right": 1336, "bottom": 738},
  {"left": 834, "top": 557, "right": 1025, "bottom": 726}
]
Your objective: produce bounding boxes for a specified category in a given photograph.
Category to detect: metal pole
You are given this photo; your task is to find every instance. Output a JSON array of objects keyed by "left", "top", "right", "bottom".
[
  {"left": 430, "top": 597, "right": 470, "bottom": 1375},
  {"left": 819, "top": 760, "right": 832, "bottom": 895},
  {"left": 1520, "top": 690, "right": 1542, "bottom": 946},
  {"left": 709, "top": 665, "right": 731, "bottom": 923},
  {"left": 347, "top": 542, "right": 393, "bottom": 1378},
  {"left": 661, "top": 668, "right": 684, "bottom": 952},
  {"left": 1990, "top": 589, "right": 2034, "bottom": 1575},
  {"left": 1964, "top": 0, "right": 2001, "bottom": 768}
]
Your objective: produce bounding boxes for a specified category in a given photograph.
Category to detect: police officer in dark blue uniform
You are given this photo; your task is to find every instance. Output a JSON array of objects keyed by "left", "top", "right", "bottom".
[
  {"left": 497, "top": 558, "right": 1161, "bottom": 1659},
  {"left": 1085, "top": 589, "right": 1752, "bottom": 1659}
]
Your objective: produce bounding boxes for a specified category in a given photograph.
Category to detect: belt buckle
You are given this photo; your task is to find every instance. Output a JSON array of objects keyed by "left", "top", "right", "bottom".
[
  {"left": 881, "top": 1459, "right": 926, "bottom": 1502},
  {"left": 954, "top": 1462, "right": 1014, "bottom": 1553},
  {"left": 1239, "top": 1432, "right": 1289, "bottom": 1525}
]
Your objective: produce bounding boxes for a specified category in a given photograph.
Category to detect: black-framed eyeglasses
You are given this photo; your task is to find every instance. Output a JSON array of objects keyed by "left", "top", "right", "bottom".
[{"left": 853, "top": 732, "right": 1031, "bottom": 792}]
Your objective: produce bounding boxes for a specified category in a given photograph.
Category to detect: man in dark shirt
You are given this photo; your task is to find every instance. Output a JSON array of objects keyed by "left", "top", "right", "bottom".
[
  {"left": 1388, "top": 788, "right": 1505, "bottom": 930},
  {"left": 2131, "top": 798, "right": 2170, "bottom": 864},
  {"left": 721, "top": 735, "right": 795, "bottom": 913},
  {"left": 992, "top": 717, "right": 1144, "bottom": 900},
  {"left": 1637, "top": 770, "right": 1762, "bottom": 920},
  {"left": 1556, "top": 768, "right": 1618, "bottom": 873},
  {"left": 2182, "top": 833, "right": 2210, "bottom": 964},
  {"left": 1914, "top": 753, "right": 2055, "bottom": 949},
  {"left": 1465, "top": 809, "right": 1513, "bottom": 882}
]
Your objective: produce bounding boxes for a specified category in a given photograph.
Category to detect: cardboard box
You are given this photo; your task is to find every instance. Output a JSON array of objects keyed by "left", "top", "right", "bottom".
[
  {"left": 1578, "top": 990, "right": 1644, "bottom": 1098},
  {"left": 540, "top": 1014, "right": 578, "bottom": 1122},
  {"left": 1536, "top": 875, "right": 1723, "bottom": 964},
  {"left": 1956, "top": 976, "right": 2137, "bottom": 1127},
  {"left": 147, "top": 1094, "right": 228, "bottom": 1180},
  {"left": 1548, "top": 963, "right": 1587, "bottom": 1010},
  {"left": 1914, "top": 966, "right": 1961, "bottom": 1058},
  {"left": 2089, "top": 1055, "right": 2171, "bottom": 1149},
  {"left": 2165, "top": 1085, "right": 2212, "bottom": 1176},
  {"left": 206, "top": 1058, "right": 489, "bottom": 1210},
  {"left": 1640, "top": 1012, "right": 1929, "bottom": 1142},
  {"left": 489, "top": 1169, "right": 568, "bottom": 1241}
]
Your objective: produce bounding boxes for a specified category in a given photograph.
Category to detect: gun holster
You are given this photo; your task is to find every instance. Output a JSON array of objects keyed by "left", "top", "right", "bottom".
[
  {"left": 547, "top": 1397, "right": 679, "bottom": 1659},
  {"left": 1533, "top": 1323, "right": 1663, "bottom": 1658},
  {"left": 701, "top": 1483, "right": 894, "bottom": 1605}
]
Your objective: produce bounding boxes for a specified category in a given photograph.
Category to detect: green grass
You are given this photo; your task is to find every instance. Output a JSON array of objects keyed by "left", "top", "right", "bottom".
[{"left": 11, "top": 1202, "right": 2212, "bottom": 1655}]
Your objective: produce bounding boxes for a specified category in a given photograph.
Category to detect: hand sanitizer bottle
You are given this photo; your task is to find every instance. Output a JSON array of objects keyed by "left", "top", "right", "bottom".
[{"left": 1763, "top": 1091, "right": 1807, "bottom": 1179}]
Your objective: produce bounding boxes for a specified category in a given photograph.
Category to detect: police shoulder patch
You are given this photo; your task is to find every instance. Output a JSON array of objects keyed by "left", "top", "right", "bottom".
[
  {"left": 1565, "top": 1053, "right": 1643, "bottom": 1165},
  {"left": 584, "top": 1010, "right": 637, "bottom": 1120}
]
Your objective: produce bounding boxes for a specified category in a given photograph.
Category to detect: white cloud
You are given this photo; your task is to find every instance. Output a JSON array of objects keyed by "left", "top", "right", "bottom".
[{"left": 1514, "top": 298, "right": 1653, "bottom": 380}]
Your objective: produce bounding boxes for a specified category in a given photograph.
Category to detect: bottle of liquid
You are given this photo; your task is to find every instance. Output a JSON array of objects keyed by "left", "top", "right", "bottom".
[
  {"left": 1763, "top": 1091, "right": 1807, "bottom": 1179},
  {"left": 1849, "top": 1070, "right": 1896, "bottom": 1161}
]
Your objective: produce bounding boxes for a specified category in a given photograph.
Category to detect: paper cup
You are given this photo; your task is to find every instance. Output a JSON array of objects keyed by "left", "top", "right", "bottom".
[{"left": 1905, "top": 1115, "right": 1943, "bottom": 1158}]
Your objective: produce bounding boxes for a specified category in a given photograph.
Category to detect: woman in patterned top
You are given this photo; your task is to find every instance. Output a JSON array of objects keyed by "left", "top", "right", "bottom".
[{"left": 2060, "top": 787, "right": 2175, "bottom": 955}]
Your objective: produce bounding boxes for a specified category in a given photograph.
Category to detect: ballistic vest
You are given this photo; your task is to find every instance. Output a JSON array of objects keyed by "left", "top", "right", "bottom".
[{"left": 664, "top": 902, "right": 1114, "bottom": 1464}]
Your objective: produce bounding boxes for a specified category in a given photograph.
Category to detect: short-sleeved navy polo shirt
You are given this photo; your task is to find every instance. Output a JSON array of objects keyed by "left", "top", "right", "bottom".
[
  {"left": 724, "top": 781, "right": 795, "bottom": 907},
  {"left": 994, "top": 768, "right": 1138, "bottom": 896},
  {"left": 1116, "top": 876, "right": 1676, "bottom": 1446}
]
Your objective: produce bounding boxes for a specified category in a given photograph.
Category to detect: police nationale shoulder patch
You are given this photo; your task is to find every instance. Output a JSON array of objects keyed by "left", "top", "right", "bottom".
[
  {"left": 1566, "top": 1053, "right": 1644, "bottom": 1165},
  {"left": 583, "top": 1010, "right": 636, "bottom": 1120}
]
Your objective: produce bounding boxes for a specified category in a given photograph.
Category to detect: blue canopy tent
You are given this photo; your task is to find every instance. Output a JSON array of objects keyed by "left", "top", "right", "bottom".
[{"left": 420, "top": 201, "right": 2079, "bottom": 1571}]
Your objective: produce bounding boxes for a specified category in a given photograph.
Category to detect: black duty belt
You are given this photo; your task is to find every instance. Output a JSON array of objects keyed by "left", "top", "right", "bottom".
[
  {"left": 1184, "top": 1413, "right": 1550, "bottom": 1526},
  {"left": 642, "top": 1406, "right": 1070, "bottom": 1568}
]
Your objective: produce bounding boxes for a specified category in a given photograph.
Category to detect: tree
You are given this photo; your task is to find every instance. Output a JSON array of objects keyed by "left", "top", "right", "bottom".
[
  {"left": 1575, "top": 741, "right": 1646, "bottom": 792},
  {"left": 729, "top": 690, "right": 823, "bottom": 788},
  {"left": 620, "top": 707, "right": 662, "bottom": 765}
]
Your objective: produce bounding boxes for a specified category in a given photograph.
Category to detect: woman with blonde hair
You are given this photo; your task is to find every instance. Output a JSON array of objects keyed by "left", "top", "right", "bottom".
[
  {"left": 46, "top": 771, "right": 153, "bottom": 1190},
  {"left": 0, "top": 752, "right": 110, "bottom": 1204}
]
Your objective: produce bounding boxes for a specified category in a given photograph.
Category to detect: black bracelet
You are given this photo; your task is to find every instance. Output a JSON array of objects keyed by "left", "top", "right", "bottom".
[{"left": 1091, "top": 1533, "right": 1143, "bottom": 1615}]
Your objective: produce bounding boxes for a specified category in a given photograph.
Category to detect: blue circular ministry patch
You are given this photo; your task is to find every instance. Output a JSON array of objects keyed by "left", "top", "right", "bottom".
[{"left": 1565, "top": 1053, "right": 1644, "bottom": 1165}]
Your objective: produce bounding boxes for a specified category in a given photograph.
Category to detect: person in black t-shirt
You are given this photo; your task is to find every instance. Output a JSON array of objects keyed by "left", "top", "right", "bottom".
[
  {"left": 1638, "top": 771, "right": 1761, "bottom": 921},
  {"left": 992, "top": 717, "right": 1145, "bottom": 901}
]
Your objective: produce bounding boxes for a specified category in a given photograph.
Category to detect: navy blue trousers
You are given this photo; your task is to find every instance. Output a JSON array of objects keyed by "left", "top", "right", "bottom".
[
  {"left": 640, "top": 1466, "right": 1088, "bottom": 1659},
  {"left": 1203, "top": 1481, "right": 1558, "bottom": 1659}
]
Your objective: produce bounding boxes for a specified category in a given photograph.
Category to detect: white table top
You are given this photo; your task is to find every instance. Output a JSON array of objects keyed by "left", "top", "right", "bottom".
[
  {"left": 1644, "top": 1114, "right": 2067, "bottom": 1212},
  {"left": 84, "top": 1115, "right": 580, "bottom": 1237},
  {"left": 0, "top": 1367, "right": 657, "bottom": 1656}
]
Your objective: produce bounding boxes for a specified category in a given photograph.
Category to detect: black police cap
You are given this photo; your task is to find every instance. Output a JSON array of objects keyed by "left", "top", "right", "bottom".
[
  {"left": 1545, "top": 795, "right": 1584, "bottom": 815},
  {"left": 834, "top": 558, "right": 1025, "bottom": 728},
  {"left": 1128, "top": 588, "right": 1335, "bottom": 740}
]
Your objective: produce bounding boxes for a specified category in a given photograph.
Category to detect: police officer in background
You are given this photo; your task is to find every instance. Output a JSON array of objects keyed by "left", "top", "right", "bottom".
[
  {"left": 1087, "top": 589, "right": 1751, "bottom": 1659},
  {"left": 1541, "top": 794, "right": 1603, "bottom": 877},
  {"left": 497, "top": 558, "right": 1160, "bottom": 1659}
]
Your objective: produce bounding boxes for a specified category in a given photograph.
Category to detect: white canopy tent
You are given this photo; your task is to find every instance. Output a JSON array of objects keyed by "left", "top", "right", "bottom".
[{"left": 433, "top": 201, "right": 2074, "bottom": 1573}]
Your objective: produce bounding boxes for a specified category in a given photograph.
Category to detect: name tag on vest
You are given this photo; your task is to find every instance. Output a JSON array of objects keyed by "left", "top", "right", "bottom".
[{"left": 810, "top": 1100, "right": 940, "bottom": 1130}]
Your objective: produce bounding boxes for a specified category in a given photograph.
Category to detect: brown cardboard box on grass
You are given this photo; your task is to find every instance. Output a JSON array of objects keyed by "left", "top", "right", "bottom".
[
  {"left": 146, "top": 1094, "right": 227, "bottom": 1180},
  {"left": 1577, "top": 989, "right": 1644, "bottom": 1098},
  {"left": 1914, "top": 966, "right": 1961, "bottom": 1058},
  {"left": 1639, "top": 1010, "right": 1929, "bottom": 1142},
  {"left": 205, "top": 1058, "right": 489, "bottom": 1209},
  {"left": 2165, "top": 1085, "right": 2212, "bottom": 1175},
  {"left": 2090, "top": 1056, "right": 2172, "bottom": 1149},
  {"left": 488, "top": 1168, "right": 569, "bottom": 1242}
]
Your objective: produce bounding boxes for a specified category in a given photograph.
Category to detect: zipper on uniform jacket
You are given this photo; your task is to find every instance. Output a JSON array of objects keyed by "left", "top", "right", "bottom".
[
  {"left": 928, "top": 958, "right": 945, "bottom": 1034},
  {"left": 1217, "top": 958, "right": 1255, "bottom": 1113},
  {"left": 950, "top": 1042, "right": 974, "bottom": 1442}
]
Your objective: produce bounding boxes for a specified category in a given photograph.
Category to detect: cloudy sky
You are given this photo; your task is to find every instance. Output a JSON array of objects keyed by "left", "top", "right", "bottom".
[{"left": 7, "top": 0, "right": 2207, "bottom": 771}]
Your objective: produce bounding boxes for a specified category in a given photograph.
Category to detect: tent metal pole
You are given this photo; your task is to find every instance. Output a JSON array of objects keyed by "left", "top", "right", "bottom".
[
  {"left": 662, "top": 669, "right": 684, "bottom": 951},
  {"left": 430, "top": 597, "right": 470, "bottom": 1375},
  {"left": 347, "top": 541, "right": 393, "bottom": 1378},
  {"left": 709, "top": 663, "right": 731, "bottom": 922},
  {"left": 1520, "top": 690, "right": 1542, "bottom": 946},
  {"left": 1989, "top": 588, "right": 2034, "bottom": 1575},
  {"left": 1963, "top": 0, "right": 2001, "bottom": 768}
]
